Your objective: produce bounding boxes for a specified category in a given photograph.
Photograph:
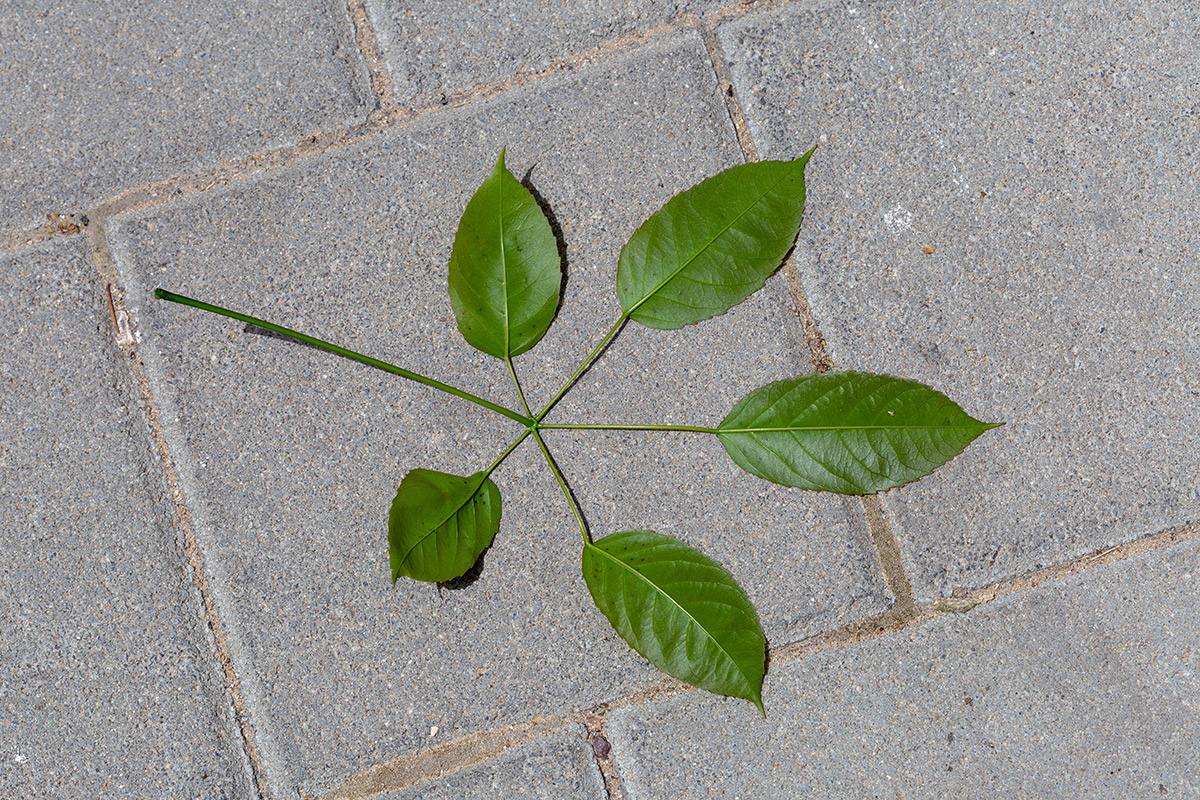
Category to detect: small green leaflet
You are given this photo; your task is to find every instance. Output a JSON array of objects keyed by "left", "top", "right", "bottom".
[
  {"left": 718, "top": 372, "right": 1001, "bottom": 494},
  {"left": 616, "top": 150, "right": 813, "bottom": 329},
  {"left": 583, "top": 530, "right": 767, "bottom": 713},
  {"left": 389, "top": 468, "right": 502, "bottom": 583},
  {"left": 448, "top": 149, "right": 562, "bottom": 359}
]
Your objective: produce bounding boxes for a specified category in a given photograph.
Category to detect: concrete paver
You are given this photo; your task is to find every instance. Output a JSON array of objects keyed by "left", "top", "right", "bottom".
[
  {"left": 0, "top": 238, "right": 250, "bottom": 798},
  {"left": 0, "top": 0, "right": 371, "bottom": 234},
  {"left": 721, "top": 0, "right": 1200, "bottom": 600},
  {"left": 366, "top": 0, "right": 727, "bottom": 107},
  {"left": 379, "top": 726, "right": 605, "bottom": 800},
  {"left": 608, "top": 537, "right": 1200, "bottom": 799},
  {"left": 109, "top": 33, "right": 890, "bottom": 796}
]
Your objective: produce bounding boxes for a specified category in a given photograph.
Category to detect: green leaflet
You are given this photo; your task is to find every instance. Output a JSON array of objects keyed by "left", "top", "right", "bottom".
[
  {"left": 616, "top": 151, "right": 813, "bottom": 329},
  {"left": 718, "top": 372, "right": 1001, "bottom": 494},
  {"left": 583, "top": 530, "right": 766, "bottom": 713},
  {"left": 448, "top": 149, "right": 562, "bottom": 359},
  {"left": 389, "top": 468, "right": 502, "bottom": 583}
]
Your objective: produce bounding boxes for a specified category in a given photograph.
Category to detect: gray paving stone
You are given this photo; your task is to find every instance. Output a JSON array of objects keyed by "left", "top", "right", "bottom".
[
  {"left": 109, "top": 34, "right": 890, "bottom": 796},
  {"left": 0, "top": 0, "right": 372, "bottom": 234},
  {"left": 720, "top": 0, "right": 1200, "bottom": 600},
  {"left": 366, "top": 0, "right": 727, "bottom": 107},
  {"left": 608, "top": 537, "right": 1200, "bottom": 799},
  {"left": 379, "top": 726, "right": 604, "bottom": 800},
  {"left": 0, "top": 237, "right": 250, "bottom": 798}
]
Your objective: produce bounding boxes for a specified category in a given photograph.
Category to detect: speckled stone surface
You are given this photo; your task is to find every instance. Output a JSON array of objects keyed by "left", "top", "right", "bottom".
[
  {"left": 109, "top": 34, "right": 890, "bottom": 796},
  {"left": 0, "top": 0, "right": 371, "bottom": 234},
  {"left": 0, "top": 237, "right": 250, "bottom": 798},
  {"left": 608, "top": 537, "right": 1200, "bottom": 799},
  {"left": 721, "top": 0, "right": 1200, "bottom": 600},
  {"left": 366, "top": 0, "right": 728, "bottom": 107},
  {"left": 379, "top": 726, "right": 605, "bottom": 800}
]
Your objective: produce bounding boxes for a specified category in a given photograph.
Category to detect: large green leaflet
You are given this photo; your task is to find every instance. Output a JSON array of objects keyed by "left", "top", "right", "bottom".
[
  {"left": 718, "top": 372, "right": 1000, "bottom": 494},
  {"left": 448, "top": 149, "right": 562, "bottom": 359},
  {"left": 616, "top": 151, "right": 813, "bottom": 329},
  {"left": 583, "top": 530, "right": 766, "bottom": 713},
  {"left": 389, "top": 468, "right": 502, "bottom": 583}
]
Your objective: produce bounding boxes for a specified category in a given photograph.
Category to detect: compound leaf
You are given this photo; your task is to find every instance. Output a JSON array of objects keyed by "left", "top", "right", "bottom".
[
  {"left": 616, "top": 150, "right": 813, "bottom": 329},
  {"left": 448, "top": 148, "right": 562, "bottom": 358},
  {"left": 583, "top": 530, "right": 766, "bottom": 713},
  {"left": 389, "top": 468, "right": 501, "bottom": 583},
  {"left": 718, "top": 372, "right": 1001, "bottom": 494}
]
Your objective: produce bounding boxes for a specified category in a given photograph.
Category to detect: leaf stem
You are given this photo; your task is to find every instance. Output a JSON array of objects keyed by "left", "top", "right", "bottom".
[
  {"left": 534, "top": 314, "right": 628, "bottom": 422},
  {"left": 483, "top": 428, "right": 532, "bottom": 479},
  {"left": 505, "top": 356, "right": 533, "bottom": 418},
  {"left": 154, "top": 289, "right": 533, "bottom": 426},
  {"left": 539, "top": 423, "right": 720, "bottom": 434},
  {"left": 530, "top": 429, "right": 590, "bottom": 544}
]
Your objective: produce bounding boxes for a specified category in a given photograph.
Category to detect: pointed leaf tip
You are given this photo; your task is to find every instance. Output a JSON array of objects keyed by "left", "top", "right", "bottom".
[
  {"left": 718, "top": 371, "right": 997, "bottom": 494},
  {"left": 389, "top": 468, "right": 502, "bottom": 583},
  {"left": 583, "top": 530, "right": 766, "bottom": 710},
  {"left": 448, "top": 150, "right": 562, "bottom": 359},
  {"left": 617, "top": 153, "right": 813, "bottom": 330}
]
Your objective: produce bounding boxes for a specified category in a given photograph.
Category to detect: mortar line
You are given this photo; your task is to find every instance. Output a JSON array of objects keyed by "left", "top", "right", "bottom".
[
  {"left": 318, "top": 715, "right": 569, "bottom": 800},
  {"left": 344, "top": 0, "right": 400, "bottom": 121},
  {"left": 0, "top": 215, "right": 87, "bottom": 255},
  {"left": 582, "top": 706, "right": 626, "bottom": 800},
  {"left": 85, "top": 222, "right": 274, "bottom": 800}
]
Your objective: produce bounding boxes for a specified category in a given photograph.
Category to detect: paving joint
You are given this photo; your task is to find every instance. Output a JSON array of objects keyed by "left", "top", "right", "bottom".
[
  {"left": 0, "top": 214, "right": 88, "bottom": 255},
  {"left": 83, "top": 222, "right": 274, "bottom": 800},
  {"left": 582, "top": 705, "right": 626, "bottom": 800},
  {"left": 344, "top": 0, "right": 400, "bottom": 122},
  {"left": 317, "top": 715, "right": 568, "bottom": 800},
  {"left": 862, "top": 495, "right": 917, "bottom": 618}
]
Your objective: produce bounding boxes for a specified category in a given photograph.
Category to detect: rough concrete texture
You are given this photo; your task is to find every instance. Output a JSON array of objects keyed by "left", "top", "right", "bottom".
[
  {"left": 0, "top": 0, "right": 372, "bottom": 234},
  {"left": 609, "top": 537, "right": 1200, "bottom": 799},
  {"left": 720, "top": 0, "right": 1200, "bottom": 600},
  {"left": 366, "top": 0, "right": 727, "bottom": 107},
  {"left": 379, "top": 726, "right": 605, "bottom": 800},
  {"left": 0, "top": 237, "right": 250, "bottom": 798},
  {"left": 109, "top": 34, "right": 890, "bottom": 796}
]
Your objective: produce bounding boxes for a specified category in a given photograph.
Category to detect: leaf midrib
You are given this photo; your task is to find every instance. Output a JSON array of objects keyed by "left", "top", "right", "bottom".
[
  {"left": 624, "top": 166, "right": 796, "bottom": 318},
  {"left": 587, "top": 541, "right": 756, "bottom": 696},
  {"left": 497, "top": 164, "right": 511, "bottom": 357},
  {"left": 720, "top": 424, "right": 988, "bottom": 433}
]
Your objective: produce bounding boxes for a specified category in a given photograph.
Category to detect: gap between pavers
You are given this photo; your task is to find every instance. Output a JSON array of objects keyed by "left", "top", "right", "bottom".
[{"left": 106, "top": 31, "right": 891, "bottom": 797}]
